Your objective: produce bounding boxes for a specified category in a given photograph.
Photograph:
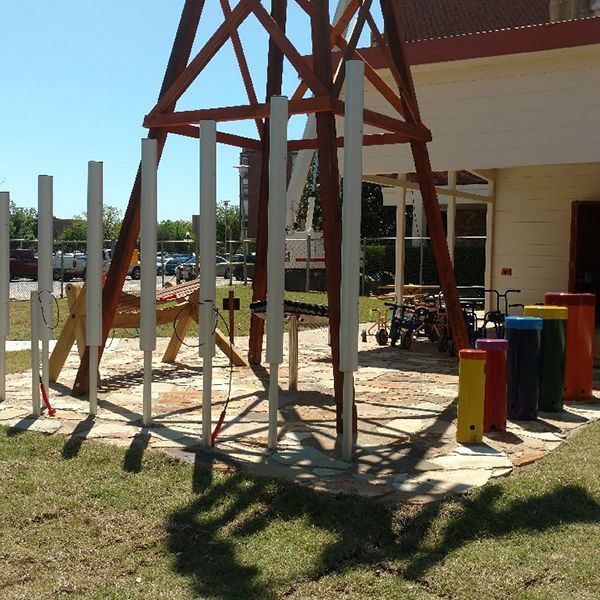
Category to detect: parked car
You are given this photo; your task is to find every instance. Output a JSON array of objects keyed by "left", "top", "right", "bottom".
[
  {"left": 9, "top": 249, "right": 37, "bottom": 280},
  {"left": 164, "top": 254, "right": 193, "bottom": 276},
  {"left": 175, "top": 256, "right": 231, "bottom": 284},
  {"left": 101, "top": 249, "right": 141, "bottom": 280},
  {"left": 231, "top": 253, "right": 256, "bottom": 281},
  {"left": 216, "top": 256, "right": 231, "bottom": 278},
  {"left": 52, "top": 251, "right": 87, "bottom": 281},
  {"left": 156, "top": 252, "right": 171, "bottom": 275}
]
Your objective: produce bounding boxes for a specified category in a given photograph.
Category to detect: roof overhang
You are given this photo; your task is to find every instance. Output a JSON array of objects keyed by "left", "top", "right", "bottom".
[{"left": 357, "top": 17, "right": 600, "bottom": 68}]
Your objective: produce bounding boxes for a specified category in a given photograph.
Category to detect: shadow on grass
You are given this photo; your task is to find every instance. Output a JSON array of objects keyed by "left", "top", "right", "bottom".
[
  {"left": 165, "top": 467, "right": 391, "bottom": 600},
  {"left": 166, "top": 459, "right": 600, "bottom": 599},
  {"left": 62, "top": 415, "right": 95, "bottom": 459},
  {"left": 123, "top": 428, "right": 151, "bottom": 473}
]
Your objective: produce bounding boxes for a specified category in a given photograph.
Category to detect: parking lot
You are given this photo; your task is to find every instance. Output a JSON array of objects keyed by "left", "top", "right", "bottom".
[{"left": 8, "top": 274, "right": 235, "bottom": 301}]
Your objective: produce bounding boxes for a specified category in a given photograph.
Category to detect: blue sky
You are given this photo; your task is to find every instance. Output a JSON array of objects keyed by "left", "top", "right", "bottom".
[{"left": 1, "top": 1, "right": 375, "bottom": 221}]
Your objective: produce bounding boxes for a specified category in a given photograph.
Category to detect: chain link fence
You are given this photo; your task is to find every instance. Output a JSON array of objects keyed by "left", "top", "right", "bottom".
[
  {"left": 361, "top": 235, "right": 486, "bottom": 299},
  {"left": 7, "top": 233, "right": 486, "bottom": 300}
]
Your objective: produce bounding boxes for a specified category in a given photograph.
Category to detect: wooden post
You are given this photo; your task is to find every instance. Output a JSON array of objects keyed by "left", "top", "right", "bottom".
[
  {"left": 228, "top": 289, "right": 235, "bottom": 344},
  {"left": 72, "top": 0, "right": 206, "bottom": 395},
  {"left": 248, "top": 0, "right": 287, "bottom": 365},
  {"left": 310, "top": 0, "right": 349, "bottom": 433},
  {"left": 288, "top": 316, "right": 299, "bottom": 391},
  {"left": 380, "top": 0, "right": 470, "bottom": 351}
]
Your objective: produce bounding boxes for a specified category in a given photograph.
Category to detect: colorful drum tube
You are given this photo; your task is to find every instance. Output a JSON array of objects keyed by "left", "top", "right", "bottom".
[
  {"left": 545, "top": 293, "right": 595, "bottom": 402},
  {"left": 506, "top": 316, "right": 543, "bottom": 421},
  {"left": 457, "top": 349, "right": 486, "bottom": 444},
  {"left": 475, "top": 339, "right": 508, "bottom": 432},
  {"left": 523, "top": 305, "right": 568, "bottom": 412}
]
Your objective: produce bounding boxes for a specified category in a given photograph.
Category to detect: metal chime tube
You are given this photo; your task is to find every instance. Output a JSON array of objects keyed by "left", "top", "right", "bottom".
[
  {"left": 140, "top": 139, "right": 158, "bottom": 426},
  {"left": 30, "top": 290, "right": 41, "bottom": 416},
  {"left": 86, "top": 161, "right": 104, "bottom": 416},
  {"left": 340, "top": 60, "right": 364, "bottom": 461},
  {"left": 199, "top": 121, "right": 217, "bottom": 446},
  {"left": 37, "top": 175, "right": 53, "bottom": 393},
  {"left": 0, "top": 192, "right": 9, "bottom": 403},
  {"left": 266, "top": 96, "right": 288, "bottom": 450}
]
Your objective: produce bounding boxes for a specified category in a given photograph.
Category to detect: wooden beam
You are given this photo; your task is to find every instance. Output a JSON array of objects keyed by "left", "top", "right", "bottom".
[
  {"left": 162, "top": 125, "right": 263, "bottom": 151},
  {"left": 365, "top": 9, "right": 385, "bottom": 46},
  {"left": 332, "top": 0, "right": 374, "bottom": 96},
  {"left": 310, "top": 0, "right": 348, "bottom": 434},
  {"left": 362, "top": 174, "right": 493, "bottom": 203},
  {"left": 252, "top": 1, "right": 331, "bottom": 98},
  {"left": 148, "top": 0, "right": 255, "bottom": 117},
  {"left": 220, "top": 0, "right": 263, "bottom": 139},
  {"left": 380, "top": 0, "right": 470, "bottom": 351},
  {"left": 248, "top": 0, "right": 288, "bottom": 365},
  {"left": 288, "top": 131, "right": 416, "bottom": 151},
  {"left": 73, "top": 0, "right": 206, "bottom": 395},
  {"left": 145, "top": 96, "right": 336, "bottom": 128},
  {"left": 295, "top": 0, "right": 406, "bottom": 118},
  {"left": 291, "top": 0, "right": 360, "bottom": 101},
  {"left": 49, "top": 283, "right": 85, "bottom": 382}
]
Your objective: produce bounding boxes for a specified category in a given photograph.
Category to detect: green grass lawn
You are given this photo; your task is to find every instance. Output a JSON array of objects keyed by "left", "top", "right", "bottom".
[
  {"left": 5, "top": 288, "right": 383, "bottom": 375},
  {"left": 1, "top": 422, "right": 599, "bottom": 599},
  {"left": 7, "top": 287, "right": 382, "bottom": 343}
]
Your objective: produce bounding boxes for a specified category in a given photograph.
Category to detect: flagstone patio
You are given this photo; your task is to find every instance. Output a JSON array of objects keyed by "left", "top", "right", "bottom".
[{"left": 1, "top": 328, "right": 599, "bottom": 504}]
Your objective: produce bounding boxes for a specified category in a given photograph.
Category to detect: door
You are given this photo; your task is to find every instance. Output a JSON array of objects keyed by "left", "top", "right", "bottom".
[{"left": 569, "top": 201, "right": 600, "bottom": 305}]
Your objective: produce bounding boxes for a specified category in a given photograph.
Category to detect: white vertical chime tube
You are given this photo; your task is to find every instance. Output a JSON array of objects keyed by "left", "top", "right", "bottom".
[
  {"left": 37, "top": 175, "right": 53, "bottom": 393},
  {"left": 0, "top": 192, "right": 9, "bottom": 403},
  {"left": 86, "top": 162, "right": 103, "bottom": 416},
  {"left": 30, "top": 290, "right": 41, "bottom": 416},
  {"left": 266, "top": 96, "right": 288, "bottom": 451},
  {"left": 446, "top": 171, "right": 456, "bottom": 265},
  {"left": 199, "top": 121, "right": 217, "bottom": 447},
  {"left": 394, "top": 179, "right": 407, "bottom": 305},
  {"left": 140, "top": 139, "right": 158, "bottom": 426},
  {"left": 339, "top": 60, "right": 364, "bottom": 461},
  {"left": 484, "top": 180, "right": 495, "bottom": 313}
]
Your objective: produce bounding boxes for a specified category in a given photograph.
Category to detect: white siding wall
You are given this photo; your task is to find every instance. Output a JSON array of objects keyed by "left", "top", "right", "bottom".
[
  {"left": 359, "top": 45, "right": 600, "bottom": 175},
  {"left": 492, "top": 163, "right": 600, "bottom": 305}
]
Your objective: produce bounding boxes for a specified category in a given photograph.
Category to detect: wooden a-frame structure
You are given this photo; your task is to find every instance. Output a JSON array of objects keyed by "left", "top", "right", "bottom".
[{"left": 72, "top": 0, "right": 469, "bottom": 433}]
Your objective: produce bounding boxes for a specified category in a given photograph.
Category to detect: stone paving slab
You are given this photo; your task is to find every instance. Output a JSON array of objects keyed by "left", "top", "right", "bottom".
[{"left": 1, "top": 328, "right": 599, "bottom": 504}]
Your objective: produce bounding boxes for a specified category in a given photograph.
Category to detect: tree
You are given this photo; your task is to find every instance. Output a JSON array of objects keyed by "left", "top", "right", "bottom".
[
  {"left": 359, "top": 182, "right": 396, "bottom": 238},
  {"left": 102, "top": 205, "right": 123, "bottom": 240},
  {"left": 292, "top": 156, "right": 322, "bottom": 232},
  {"left": 292, "top": 157, "right": 395, "bottom": 237},
  {"left": 9, "top": 200, "right": 37, "bottom": 239},
  {"left": 56, "top": 204, "right": 123, "bottom": 242},
  {"left": 157, "top": 219, "right": 193, "bottom": 241},
  {"left": 216, "top": 202, "right": 240, "bottom": 242},
  {"left": 59, "top": 218, "right": 87, "bottom": 241}
]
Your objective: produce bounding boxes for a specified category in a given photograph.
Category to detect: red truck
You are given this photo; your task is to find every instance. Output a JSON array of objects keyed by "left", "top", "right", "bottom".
[{"left": 10, "top": 249, "right": 38, "bottom": 280}]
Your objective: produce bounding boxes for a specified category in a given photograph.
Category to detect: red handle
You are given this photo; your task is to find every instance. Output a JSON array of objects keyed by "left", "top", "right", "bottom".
[
  {"left": 210, "top": 410, "right": 226, "bottom": 447},
  {"left": 39, "top": 378, "right": 56, "bottom": 417}
]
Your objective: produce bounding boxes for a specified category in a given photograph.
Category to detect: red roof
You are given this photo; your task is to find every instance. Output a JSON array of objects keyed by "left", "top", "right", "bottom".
[{"left": 397, "top": 0, "right": 550, "bottom": 41}]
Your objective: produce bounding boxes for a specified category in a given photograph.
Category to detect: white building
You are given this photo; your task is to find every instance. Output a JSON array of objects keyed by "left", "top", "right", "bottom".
[{"left": 355, "top": 6, "right": 600, "bottom": 310}]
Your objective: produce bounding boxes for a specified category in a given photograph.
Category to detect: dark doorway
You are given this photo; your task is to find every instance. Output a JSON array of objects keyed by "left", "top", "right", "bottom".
[{"left": 570, "top": 201, "right": 600, "bottom": 308}]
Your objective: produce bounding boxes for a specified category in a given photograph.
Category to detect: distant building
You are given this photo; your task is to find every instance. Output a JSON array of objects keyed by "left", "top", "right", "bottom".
[
  {"left": 53, "top": 217, "right": 74, "bottom": 239},
  {"left": 239, "top": 148, "right": 297, "bottom": 239}
]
